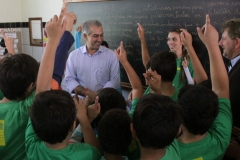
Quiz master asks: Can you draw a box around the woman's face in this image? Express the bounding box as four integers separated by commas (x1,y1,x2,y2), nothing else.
167,32,183,54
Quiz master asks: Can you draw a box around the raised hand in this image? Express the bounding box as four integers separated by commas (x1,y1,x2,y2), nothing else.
137,23,145,41
45,11,67,43
182,57,188,68
180,29,193,48
1,29,14,54
115,41,127,63
76,24,83,32
143,69,162,94
74,96,89,121
87,96,101,122
64,12,77,32
197,14,219,47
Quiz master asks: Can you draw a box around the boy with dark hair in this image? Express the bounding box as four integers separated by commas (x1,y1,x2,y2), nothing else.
25,5,101,160
98,109,132,160
131,93,182,160
26,90,101,159
177,15,232,159
143,51,179,101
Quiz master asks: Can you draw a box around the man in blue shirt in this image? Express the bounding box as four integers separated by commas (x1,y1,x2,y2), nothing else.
65,20,120,102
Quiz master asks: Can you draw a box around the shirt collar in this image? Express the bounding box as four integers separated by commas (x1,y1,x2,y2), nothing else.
82,44,103,55
230,54,240,68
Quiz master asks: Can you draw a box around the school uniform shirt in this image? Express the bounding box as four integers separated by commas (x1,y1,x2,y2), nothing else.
173,58,194,91
0,91,35,160
65,45,120,93
178,98,232,160
142,86,179,101
25,120,101,160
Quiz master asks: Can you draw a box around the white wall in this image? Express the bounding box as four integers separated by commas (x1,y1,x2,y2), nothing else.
21,0,63,22
0,0,63,23
0,0,22,22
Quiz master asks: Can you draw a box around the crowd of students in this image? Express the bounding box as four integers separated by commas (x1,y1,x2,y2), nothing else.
0,2,239,160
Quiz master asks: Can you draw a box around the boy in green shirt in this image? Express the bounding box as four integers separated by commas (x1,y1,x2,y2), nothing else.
24,7,101,160
177,15,232,160
116,41,182,160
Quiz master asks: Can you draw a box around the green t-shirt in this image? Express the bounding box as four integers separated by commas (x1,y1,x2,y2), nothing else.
0,91,35,160
0,90,3,100
25,120,101,160
178,98,232,160
142,86,179,101
129,99,181,160
173,58,194,92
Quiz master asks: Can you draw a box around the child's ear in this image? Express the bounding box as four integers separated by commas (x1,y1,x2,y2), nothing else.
27,82,34,92
176,126,183,138
130,123,136,138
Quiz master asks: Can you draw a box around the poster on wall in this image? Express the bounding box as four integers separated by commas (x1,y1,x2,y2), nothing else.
0,28,22,58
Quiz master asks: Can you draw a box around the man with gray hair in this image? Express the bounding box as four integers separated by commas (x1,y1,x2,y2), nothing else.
218,19,240,128
65,20,120,102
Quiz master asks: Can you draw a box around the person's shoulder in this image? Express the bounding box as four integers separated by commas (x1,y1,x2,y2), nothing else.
69,143,101,158
218,98,230,109
162,139,181,160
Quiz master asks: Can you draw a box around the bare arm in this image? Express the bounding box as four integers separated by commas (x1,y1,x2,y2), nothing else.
36,4,67,94
1,29,15,54
180,29,208,84
197,15,229,98
115,41,143,100
137,23,150,68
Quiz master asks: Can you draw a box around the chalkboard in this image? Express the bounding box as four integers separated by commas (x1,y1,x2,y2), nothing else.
69,0,240,85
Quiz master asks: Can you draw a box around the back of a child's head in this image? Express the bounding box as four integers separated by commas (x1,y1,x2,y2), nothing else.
98,109,132,155
150,51,177,82
132,93,182,149
0,53,39,100
30,90,76,144
97,88,126,116
177,85,219,135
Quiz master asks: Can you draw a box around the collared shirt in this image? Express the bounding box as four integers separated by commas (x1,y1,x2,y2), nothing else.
65,45,120,93
229,54,240,72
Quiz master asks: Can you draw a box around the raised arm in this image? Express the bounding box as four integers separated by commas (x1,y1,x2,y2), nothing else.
197,15,229,98
1,29,15,55
52,12,76,87
115,41,143,100
36,4,67,94
74,96,101,151
180,29,208,84
137,23,150,68
74,24,82,49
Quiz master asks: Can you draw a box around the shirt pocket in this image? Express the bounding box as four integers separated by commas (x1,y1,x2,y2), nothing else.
95,67,110,84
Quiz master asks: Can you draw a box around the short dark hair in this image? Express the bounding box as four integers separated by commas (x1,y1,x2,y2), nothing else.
178,85,219,135
132,93,182,149
101,41,109,48
98,109,132,154
98,88,126,116
0,53,39,100
221,19,240,39
30,90,76,144
150,51,177,82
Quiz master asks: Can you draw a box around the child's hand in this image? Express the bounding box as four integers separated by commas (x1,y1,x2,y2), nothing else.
87,96,101,122
45,6,67,42
64,12,77,32
180,29,192,48
182,57,188,68
74,96,89,121
115,41,127,63
137,23,145,41
197,14,219,47
76,24,83,32
1,29,14,54
143,69,162,94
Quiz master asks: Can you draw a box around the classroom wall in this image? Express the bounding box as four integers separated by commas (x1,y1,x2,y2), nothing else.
21,0,63,22
0,0,22,22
